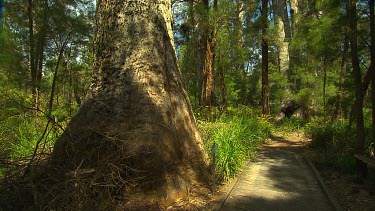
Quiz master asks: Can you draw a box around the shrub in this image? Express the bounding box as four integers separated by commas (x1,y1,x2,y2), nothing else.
304,118,356,172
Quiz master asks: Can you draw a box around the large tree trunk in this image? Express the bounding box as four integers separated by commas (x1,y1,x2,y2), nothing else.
262,0,270,115
48,0,207,209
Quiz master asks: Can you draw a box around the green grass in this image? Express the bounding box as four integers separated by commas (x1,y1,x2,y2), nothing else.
199,107,272,181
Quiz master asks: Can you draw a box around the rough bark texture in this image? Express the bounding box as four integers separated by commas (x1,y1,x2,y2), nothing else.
48,0,207,209
276,17,290,76
200,0,216,117
274,0,290,76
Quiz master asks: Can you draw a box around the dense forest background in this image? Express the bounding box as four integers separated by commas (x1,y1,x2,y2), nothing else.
0,0,375,209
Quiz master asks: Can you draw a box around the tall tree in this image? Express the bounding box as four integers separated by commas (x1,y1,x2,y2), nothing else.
349,0,365,156
46,0,207,209
27,0,37,103
273,0,291,82
200,0,217,117
262,0,270,114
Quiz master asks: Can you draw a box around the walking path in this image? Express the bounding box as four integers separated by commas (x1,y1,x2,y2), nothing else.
217,134,337,211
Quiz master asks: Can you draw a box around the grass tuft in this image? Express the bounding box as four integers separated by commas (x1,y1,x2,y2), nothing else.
199,107,272,181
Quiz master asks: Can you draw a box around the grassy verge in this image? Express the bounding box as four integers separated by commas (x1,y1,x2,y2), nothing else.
199,106,272,182
303,118,357,173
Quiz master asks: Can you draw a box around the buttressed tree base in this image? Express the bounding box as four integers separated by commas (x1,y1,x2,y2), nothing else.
40,0,207,209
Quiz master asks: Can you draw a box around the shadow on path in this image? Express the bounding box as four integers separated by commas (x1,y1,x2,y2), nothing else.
219,133,334,211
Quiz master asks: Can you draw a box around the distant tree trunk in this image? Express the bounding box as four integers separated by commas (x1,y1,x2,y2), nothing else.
48,34,70,115
262,0,270,115
335,33,349,119
200,0,216,118
274,0,291,81
186,0,202,108
236,0,248,104
370,0,375,137
35,3,48,96
289,0,299,26
349,0,365,155
323,57,327,119
49,0,207,209
28,0,37,104
217,51,227,113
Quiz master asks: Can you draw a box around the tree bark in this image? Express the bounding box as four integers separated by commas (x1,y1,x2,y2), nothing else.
262,0,270,114
200,0,216,118
274,0,291,92
349,0,365,154
50,0,207,209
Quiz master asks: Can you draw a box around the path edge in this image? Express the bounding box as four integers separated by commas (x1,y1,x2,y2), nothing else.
211,160,252,211
304,156,344,211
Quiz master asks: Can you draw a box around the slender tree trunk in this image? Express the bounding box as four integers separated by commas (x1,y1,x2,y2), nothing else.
236,0,248,104
349,0,365,155
28,0,37,105
262,0,270,114
323,57,327,119
49,0,207,209
35,18,47,107
49,35,70,115
200,0,216,118
193,0,204,108
370,0,375,137
217,51,227,113
335,33,349,119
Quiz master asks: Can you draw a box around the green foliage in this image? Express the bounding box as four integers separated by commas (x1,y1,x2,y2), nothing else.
0,90,66,177
199,106,272,181
276,118,304,134
305,118,355,152
304,118,356,172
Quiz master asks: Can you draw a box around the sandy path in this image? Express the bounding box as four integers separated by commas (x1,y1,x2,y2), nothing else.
219,133,334,211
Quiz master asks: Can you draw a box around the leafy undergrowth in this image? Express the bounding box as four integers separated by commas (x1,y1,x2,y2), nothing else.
304,118,357,173
302,117,375,210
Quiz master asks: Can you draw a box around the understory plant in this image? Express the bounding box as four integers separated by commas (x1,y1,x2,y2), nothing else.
199,106,272,181
304,118,356,172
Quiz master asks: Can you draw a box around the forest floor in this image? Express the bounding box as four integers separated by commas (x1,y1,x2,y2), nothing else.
168,131,375,210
